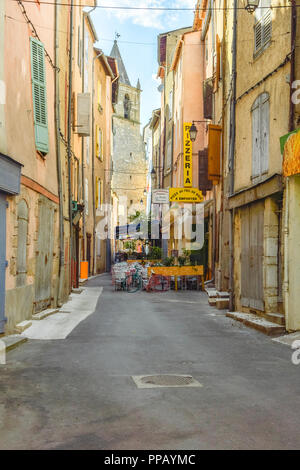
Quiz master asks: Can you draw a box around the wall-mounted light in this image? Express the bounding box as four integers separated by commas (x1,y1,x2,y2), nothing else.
244,0,259,13
189,122,198,142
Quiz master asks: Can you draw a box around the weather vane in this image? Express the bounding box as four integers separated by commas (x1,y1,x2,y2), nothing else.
115,32,121,41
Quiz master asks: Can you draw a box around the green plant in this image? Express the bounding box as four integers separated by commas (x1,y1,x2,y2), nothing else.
162,256,175,267
124,240,136,251
150,246,162,260
178,256,186,267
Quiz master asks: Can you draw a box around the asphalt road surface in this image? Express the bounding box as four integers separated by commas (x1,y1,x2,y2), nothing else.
0,274,300,450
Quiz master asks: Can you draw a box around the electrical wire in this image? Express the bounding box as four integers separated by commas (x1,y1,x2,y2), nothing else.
16,0,59,71
8,0,300,11
4,13,291,46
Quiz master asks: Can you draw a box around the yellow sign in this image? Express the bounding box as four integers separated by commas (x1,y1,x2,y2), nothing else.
282,128,300,177
169,187,204,203
183,122,192,187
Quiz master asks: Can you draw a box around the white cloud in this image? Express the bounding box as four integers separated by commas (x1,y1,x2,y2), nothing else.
98,0,196,30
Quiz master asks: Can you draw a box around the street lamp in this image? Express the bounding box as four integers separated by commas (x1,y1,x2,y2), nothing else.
244,0,259,13
188,120,210,142
189,122,198,142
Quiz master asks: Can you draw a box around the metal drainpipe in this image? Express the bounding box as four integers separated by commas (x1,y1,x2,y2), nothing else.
284,1,296,329
81,14,86,263
67,0,74,289
289,0,296,133
81,9,97,268
55,0,65,306
92,50,104,275
228,0,237,311
283,177,289,330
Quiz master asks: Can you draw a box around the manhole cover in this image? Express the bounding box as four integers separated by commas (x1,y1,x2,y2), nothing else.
132,374,202,388
142,375,193,386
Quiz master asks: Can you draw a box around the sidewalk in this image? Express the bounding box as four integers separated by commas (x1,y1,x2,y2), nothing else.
21,287,103,340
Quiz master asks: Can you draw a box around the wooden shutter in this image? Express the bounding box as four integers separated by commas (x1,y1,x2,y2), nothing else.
208,125,222,182
198,149,213,195
260,93,269,174
254,20,262,53
252,99,260,177
77,93,90,136
263,9,272,45
95,177,99,209
252,93,269,177
215,35,221,88
203,78,213,120
30,37,49,154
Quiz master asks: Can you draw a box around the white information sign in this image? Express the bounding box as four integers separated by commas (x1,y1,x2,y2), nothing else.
152,189,169,204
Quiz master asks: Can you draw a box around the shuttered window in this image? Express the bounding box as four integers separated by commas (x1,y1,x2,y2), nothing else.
96,126,103,160
95,177,102,211
251,93,269,178
30,37,49,154
198,149,213,195
254,1,272,55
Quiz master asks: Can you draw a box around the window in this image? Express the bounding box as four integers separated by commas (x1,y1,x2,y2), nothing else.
95,177,102,211
96,126,103,160
124,94,131,119
252,92,269,178
254,0,272,55
30,37,49,154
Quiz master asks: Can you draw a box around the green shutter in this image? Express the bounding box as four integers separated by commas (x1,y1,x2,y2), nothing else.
30,37,49,154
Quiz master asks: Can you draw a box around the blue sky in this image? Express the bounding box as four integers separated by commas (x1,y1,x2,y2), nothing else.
90,1,195,128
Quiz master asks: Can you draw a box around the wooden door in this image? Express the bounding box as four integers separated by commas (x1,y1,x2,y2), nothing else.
34,196,54,313
241,202,264,311
0,193,7,333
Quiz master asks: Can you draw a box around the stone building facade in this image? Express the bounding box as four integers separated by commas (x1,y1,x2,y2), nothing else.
110,41,147,222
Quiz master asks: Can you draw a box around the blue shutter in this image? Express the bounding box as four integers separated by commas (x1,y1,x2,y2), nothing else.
30,37,49,154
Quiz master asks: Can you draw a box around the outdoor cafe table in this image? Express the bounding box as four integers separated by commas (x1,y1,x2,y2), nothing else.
147,265,204,291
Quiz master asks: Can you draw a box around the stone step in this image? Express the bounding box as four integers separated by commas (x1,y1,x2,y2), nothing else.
72,288,83,294
32,308,59,321
205,288,218,298
1,334,27,352
216,298,229,310
15,320,32,334
208,298,217,307
226,311,286,336
217,291,230,298
260,312,285,326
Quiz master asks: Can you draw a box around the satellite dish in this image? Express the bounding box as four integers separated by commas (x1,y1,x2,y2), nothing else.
157,84,164,93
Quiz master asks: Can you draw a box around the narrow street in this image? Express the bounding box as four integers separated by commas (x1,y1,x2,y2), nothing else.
0,275,300,450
